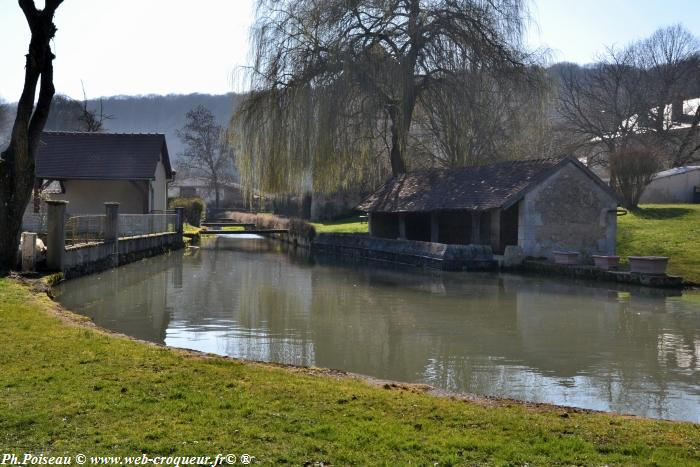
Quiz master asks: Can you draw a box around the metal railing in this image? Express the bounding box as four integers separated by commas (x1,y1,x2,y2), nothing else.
118,213,178,237
65,215,106,246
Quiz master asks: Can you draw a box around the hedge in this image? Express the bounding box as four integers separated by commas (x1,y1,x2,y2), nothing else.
169,197,206,227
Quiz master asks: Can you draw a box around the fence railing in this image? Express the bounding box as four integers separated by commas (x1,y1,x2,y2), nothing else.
118,213,178,237
65,215,106,246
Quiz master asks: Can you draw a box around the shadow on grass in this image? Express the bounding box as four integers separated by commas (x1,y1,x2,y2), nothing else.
631,207,693,219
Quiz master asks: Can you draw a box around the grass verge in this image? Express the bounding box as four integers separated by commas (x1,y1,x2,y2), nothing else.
312,216,369,234
617,204,700,283
1,278,698,464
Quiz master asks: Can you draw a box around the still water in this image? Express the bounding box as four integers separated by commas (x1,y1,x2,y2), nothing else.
55,235,700,422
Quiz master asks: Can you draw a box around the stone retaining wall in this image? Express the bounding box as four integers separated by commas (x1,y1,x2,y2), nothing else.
515,260,684,288
311,233,495,271
63,232,184,279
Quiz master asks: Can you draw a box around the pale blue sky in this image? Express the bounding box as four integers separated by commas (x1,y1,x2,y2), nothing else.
1,0,699,101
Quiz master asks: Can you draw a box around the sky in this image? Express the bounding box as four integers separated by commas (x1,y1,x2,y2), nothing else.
1,0,699,102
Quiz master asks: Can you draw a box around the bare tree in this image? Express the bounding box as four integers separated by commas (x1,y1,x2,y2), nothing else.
177,106,235,208
0,0,63,270
637,25,700,166
556,25,700,169
233,0,529,195
45,87,113,133
556,50,646,167
78,84,113,132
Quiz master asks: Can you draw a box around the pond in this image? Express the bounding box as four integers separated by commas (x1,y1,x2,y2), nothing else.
55,235,700,422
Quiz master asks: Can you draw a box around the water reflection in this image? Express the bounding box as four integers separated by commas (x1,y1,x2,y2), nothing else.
56,236,700,422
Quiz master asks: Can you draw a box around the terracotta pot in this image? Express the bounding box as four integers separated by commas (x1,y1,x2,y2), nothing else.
628,256,669,275
591,255,620,270
553,251,579,265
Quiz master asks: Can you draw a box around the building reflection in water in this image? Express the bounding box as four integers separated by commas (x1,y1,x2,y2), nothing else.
56,236,700,422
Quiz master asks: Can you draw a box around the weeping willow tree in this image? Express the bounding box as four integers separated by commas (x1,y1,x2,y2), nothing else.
410,64,553,169
233,0,529,196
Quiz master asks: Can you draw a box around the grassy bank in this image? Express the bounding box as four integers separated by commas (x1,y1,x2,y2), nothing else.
312,216,369,234
0,278,698,464
617,204,700,283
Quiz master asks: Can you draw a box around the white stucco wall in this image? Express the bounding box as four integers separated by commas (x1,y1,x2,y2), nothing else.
639,169,700,204
48,180,149,215
151,155,168,212
518,162,618,259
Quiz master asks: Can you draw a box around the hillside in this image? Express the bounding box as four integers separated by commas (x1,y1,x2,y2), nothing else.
88,93,243,160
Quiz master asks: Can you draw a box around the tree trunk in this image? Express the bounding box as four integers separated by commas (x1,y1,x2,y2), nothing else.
386,73,418,177
213,180,221,209
0,0,62,270
387,106,407,176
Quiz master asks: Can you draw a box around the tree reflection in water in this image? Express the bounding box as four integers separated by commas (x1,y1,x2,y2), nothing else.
55,236,700,422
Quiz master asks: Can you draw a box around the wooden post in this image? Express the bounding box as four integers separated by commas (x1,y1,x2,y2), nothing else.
398,213,407,240
175,207,185,235
46,200,68,272
430,212,439,243
490,208,501,253
21,232,37,273
471,211,481,244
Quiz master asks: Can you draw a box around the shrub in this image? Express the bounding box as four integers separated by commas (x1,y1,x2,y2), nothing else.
169,197,206,227
609,147,661,209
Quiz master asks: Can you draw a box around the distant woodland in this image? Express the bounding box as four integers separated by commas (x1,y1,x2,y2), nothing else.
0,93,243,160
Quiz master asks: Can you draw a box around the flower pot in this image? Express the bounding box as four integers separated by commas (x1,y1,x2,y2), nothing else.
553,251,580,265
591,255,620,270
628,256,669,275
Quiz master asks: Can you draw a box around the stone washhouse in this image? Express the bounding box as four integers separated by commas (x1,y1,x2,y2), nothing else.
357,156,619,260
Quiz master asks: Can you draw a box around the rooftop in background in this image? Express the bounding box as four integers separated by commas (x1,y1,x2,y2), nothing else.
36,131,173,181
652,165,700,180
357,157,614,213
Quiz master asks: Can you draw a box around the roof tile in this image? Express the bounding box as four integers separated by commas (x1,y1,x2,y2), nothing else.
36,131,173,180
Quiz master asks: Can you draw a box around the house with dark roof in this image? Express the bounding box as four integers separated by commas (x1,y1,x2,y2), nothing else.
31,131,174,215
357,156,619,259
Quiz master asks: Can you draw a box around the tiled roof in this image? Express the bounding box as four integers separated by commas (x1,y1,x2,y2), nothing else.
357,156,612,212
36,132,173,181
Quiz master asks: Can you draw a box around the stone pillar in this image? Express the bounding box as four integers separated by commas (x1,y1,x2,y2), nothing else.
175,207,185,235
104,202,120,243
21,232,37,273
470,211,481,244
489,208,501,253
398,213,407,240
430,213,439,243
104,202,119,267
46,200,68,272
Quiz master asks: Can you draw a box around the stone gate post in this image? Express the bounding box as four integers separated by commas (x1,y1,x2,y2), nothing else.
21,232,37,273
104,202,120,267
175,207,185,235
46,200,68,271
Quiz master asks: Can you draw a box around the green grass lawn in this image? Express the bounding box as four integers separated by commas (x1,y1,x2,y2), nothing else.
1,278,699,464
312,216,369,234
618,204,700,283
